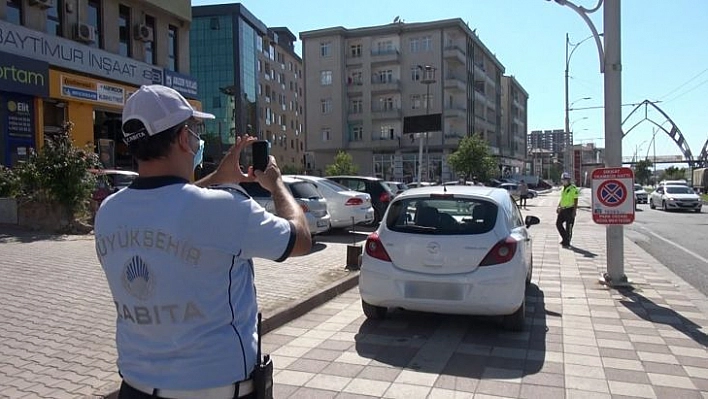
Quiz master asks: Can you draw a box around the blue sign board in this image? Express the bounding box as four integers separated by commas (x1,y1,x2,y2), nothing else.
0,51,49,97
164,69,198,99
2,93,36,167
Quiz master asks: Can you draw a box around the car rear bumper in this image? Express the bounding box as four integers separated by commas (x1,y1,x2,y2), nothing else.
331,207,375,228
359,256,526,316
307,214,331,234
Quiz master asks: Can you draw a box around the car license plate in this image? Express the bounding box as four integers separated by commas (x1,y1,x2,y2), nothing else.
317,220,328,227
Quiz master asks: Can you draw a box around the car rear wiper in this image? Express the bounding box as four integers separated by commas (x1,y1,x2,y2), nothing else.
396,225,438,233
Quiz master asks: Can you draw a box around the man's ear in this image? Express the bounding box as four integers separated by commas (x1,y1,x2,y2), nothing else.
176,126,191,152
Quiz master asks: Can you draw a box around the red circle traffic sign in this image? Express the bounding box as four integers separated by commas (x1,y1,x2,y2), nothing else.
597,179,627,207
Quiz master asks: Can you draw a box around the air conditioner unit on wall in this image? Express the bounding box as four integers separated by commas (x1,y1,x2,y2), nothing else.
74,23,96,44
29,0,53,9
134,24,154,42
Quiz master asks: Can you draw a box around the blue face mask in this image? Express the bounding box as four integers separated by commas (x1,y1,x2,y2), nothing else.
192,139,204,170
188,128,204,170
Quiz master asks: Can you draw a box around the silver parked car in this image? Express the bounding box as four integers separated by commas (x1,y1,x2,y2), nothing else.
237,177,332,235
288,175,375,229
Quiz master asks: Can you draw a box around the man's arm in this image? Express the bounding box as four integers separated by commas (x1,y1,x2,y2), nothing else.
270,180,311,256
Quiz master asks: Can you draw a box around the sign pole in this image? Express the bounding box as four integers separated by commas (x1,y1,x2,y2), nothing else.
603,1,628,286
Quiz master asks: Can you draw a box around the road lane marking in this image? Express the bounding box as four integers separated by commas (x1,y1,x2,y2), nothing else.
638,226,708,265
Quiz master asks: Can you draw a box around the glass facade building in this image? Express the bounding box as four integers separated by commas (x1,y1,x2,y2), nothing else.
191,4,266,161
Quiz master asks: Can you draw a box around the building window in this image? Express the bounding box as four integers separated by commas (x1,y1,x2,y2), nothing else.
167,25,178,71
380,125,394,140
213,97,221,108
411,66,421,81
350,126,363,141
409,38,419,53
421,35,432,51
376,40,394,54
321,98,332,114
376,70,393,83
320,70,332,86
6,0,22,25
350,99,363,114
118,5,131,57
381,97,395,111
46,0,63,36
350,44,361,58
144,15,156,64
87,0,102,48
348,71,362,86
411,95,421,110
321,128,331,142
320,42,331,57
423,94,433,109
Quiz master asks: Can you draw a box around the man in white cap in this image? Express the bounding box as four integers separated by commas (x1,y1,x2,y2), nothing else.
556,172,579,248
94,84,311,398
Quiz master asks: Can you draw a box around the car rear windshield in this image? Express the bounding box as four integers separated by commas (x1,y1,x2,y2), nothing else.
666,186,695,194
289,181,321,199
386,197,498,235
239,182,271,198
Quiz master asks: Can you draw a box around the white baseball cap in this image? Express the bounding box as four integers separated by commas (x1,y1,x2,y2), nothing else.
122,85,214,143
561,172,571,180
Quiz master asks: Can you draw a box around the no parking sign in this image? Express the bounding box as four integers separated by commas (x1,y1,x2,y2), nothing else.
591,167,635,224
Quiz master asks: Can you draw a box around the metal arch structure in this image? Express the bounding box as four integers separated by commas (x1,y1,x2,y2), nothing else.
622,100,704,168
699,137,708,166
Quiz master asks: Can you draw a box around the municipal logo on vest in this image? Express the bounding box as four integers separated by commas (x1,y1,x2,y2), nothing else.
122,256,156,300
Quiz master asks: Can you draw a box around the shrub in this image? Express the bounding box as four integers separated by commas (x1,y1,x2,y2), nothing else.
14,121,101,219
0,165,21,197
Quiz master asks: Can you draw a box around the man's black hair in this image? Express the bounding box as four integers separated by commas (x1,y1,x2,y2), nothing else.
122,119,187,161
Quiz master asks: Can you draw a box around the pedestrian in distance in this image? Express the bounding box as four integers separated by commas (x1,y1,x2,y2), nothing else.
518,179,529,209
556,172,579,248
94,84,311,399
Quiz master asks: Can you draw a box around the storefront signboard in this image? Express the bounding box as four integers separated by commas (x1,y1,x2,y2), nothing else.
0,51,49,97
164,69,198,99
0,20,162,86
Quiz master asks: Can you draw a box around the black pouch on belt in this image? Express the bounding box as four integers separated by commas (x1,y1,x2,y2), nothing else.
252,313,273,399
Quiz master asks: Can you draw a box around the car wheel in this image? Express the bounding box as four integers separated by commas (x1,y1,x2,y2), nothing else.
503,300,525,331
662,200,667,211
362,299,387,319
526,257,533,286
649,199,655,209
695,209,702,213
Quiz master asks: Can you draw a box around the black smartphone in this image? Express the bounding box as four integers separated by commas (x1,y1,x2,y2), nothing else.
252,140,270,172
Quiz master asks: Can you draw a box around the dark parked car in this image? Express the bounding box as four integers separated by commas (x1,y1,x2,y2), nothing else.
326,176,395,225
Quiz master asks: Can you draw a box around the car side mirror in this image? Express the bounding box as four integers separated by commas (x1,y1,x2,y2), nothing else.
525,215,540,228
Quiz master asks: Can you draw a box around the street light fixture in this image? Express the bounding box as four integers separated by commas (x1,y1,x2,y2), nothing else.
416,65,436,183
569,96,592,110
565,34,602,177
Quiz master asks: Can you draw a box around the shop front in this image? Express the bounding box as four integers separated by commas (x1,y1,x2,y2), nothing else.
0,51,49,167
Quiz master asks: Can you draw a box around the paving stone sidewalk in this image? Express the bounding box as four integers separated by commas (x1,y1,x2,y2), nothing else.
0,226,364,399
258,190,708,398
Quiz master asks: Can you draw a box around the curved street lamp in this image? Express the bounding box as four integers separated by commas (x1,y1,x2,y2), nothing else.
416,65,436,183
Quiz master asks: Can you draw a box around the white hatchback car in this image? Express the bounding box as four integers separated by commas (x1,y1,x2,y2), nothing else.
359,185,540,331
288,175,375,229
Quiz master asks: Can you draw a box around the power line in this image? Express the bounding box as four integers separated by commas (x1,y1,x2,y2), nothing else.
658,67,708,100
663,77,708,104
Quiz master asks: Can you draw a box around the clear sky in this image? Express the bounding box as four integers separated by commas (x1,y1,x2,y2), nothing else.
192,0,708,162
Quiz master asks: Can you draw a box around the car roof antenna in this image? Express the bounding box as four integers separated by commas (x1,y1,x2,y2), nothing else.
443,184,447,193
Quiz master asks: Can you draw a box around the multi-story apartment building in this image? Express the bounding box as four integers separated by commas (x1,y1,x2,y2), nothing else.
300,18,521,182
500,75,528,176
191,4,305,172
258,27,306,172
0,0,197,168
528,129,572,158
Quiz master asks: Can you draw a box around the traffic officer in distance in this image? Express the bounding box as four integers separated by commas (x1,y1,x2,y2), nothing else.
556,172,579,248
94,85,311,399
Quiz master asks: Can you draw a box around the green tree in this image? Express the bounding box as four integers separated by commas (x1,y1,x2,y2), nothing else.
325,151,358,176
446,134,498,182
14,122,101,219
633,159,653,185
659,166,687,181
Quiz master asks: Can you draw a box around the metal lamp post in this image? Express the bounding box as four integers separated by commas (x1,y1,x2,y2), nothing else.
416,65,436,183
550,0,627,286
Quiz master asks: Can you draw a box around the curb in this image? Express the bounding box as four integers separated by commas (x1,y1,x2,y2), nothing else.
95,271,361,399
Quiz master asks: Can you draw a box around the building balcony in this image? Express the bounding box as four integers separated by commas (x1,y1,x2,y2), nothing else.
370,48,400,65
346,55,364,67
370,136,401,149
371,107,402,120
444,132,465,140
444,75,466,92
444,45,466,64
444,106,467,119
371,78,401,93
346,81,364,94
347,112,364,121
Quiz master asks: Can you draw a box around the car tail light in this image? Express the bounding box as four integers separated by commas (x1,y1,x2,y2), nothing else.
479,237,517,266
379,192,391,203
299,203,310,213
345,197,363,206
365,232,391,262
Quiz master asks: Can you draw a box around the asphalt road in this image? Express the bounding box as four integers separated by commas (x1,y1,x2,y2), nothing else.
625,201,708,297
